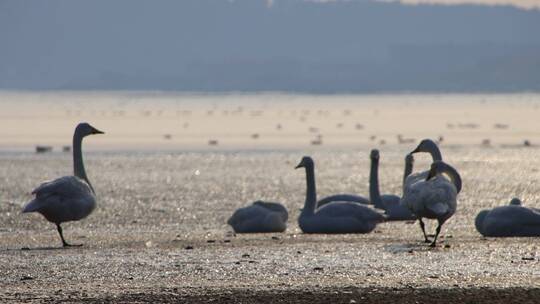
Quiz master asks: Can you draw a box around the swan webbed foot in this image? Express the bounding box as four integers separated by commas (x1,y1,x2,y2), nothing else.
63,242,83,248
424,238,432,243
429,241,437,248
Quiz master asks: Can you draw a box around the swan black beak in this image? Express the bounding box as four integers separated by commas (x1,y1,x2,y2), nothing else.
295,163,303,169
92,128,105,135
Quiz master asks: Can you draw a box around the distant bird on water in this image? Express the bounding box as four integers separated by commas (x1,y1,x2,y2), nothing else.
23,122,104,247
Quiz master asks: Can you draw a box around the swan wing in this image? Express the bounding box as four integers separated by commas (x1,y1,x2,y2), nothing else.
252,201,288,221
317,194,370,207
317,202,384,222
31,176,93,199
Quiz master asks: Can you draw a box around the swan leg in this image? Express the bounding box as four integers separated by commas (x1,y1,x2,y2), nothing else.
430,222,442,248
418,218,430,243
56,224,82,247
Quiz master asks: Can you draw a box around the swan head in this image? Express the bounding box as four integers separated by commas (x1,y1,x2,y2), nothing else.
76,122,105,137
370,149,380,160
509,198,522,206
475,210,489,235
295,156,314,169
410,139,438,154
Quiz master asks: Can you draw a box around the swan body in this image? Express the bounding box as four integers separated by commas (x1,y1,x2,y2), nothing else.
400,160,461,246
475,198,540,237
228,200,288,233
369,149,416,221
22,122,104,247
296,156,385,234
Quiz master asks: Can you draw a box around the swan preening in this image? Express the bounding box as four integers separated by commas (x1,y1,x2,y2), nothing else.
227,200,288,233
403,139,443,194
400,160,462,247
23,122,104,247
369,149,416,221
296,156,385,234
475,198,540,237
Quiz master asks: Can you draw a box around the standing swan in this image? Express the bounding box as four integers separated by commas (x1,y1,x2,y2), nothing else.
296,156,385,234
475,198,540,237
369,149,416,221
22,122,104,247
403,139,443,193
400,161,461,247
227,201,288,233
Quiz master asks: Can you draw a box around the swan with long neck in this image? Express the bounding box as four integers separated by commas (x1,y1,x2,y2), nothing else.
228,200,288,233
22,122,104,247
403,139,444,193
475,198,540,237
369,149,416,221
400,160,461,247
296,156,385,234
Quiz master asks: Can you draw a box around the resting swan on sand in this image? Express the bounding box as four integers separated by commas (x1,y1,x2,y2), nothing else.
400,161,461,247
369,149,416,221
228,201,288,233
22,122,104,247
296,156,385,234
475,198,540,237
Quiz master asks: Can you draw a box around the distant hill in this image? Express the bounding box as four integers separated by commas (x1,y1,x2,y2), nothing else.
1,0,539,93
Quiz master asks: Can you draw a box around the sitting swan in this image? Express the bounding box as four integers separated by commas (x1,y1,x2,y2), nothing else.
22,122,104,247
296,156,385,234
227,200,288,233
403,139,444,193
475,198,540,237
400,160,461,247
369,149,416,221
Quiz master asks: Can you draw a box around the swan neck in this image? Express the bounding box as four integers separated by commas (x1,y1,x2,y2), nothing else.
429,144,443,161
403,158,413,187
303,164,317,215
369,158,383,208
443,164,462,193
73,130,94,193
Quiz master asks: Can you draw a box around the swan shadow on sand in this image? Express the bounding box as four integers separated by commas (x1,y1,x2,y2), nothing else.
22,122,104,247
475,198,540,237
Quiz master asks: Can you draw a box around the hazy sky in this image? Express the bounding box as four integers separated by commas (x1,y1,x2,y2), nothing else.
391,0,539,9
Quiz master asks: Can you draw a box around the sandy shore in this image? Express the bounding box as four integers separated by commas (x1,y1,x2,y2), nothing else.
1,92,540,302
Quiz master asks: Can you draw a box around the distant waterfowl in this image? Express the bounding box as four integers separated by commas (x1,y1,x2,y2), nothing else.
228,201,288,233
403,139,443,193
397,134,415,144
23,122,104,247
369,149,416,221
296,156,385,234
35,145,53,153
475,198,540,237
400,161,461,247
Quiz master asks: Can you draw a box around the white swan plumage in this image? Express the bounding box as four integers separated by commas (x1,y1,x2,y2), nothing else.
22,122,104,247
475,198,540,237
228,200,288,233
400,160,461,247
296,156,385,234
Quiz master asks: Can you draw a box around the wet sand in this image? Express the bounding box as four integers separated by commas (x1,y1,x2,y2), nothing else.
1,92,540,302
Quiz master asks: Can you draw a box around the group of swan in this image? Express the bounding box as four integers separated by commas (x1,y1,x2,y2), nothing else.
21,123,540,248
